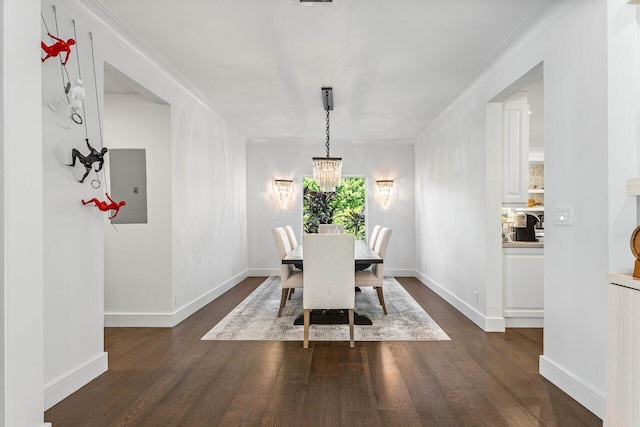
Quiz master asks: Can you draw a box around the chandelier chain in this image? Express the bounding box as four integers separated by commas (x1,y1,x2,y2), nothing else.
325,93,331,157
325,109,331,157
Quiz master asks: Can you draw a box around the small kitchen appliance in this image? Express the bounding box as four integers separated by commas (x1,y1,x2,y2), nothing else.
514,213,539,242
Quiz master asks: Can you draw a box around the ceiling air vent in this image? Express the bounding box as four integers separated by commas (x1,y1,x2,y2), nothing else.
293,0,337,6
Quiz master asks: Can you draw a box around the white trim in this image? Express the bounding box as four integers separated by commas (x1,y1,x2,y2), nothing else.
415,271,506,332
105,312,176,328
539,355,606,419
248,268,279,277
503,309,544,317
385,269,415,277
504,309,543,327
105,271,249,327
64,0,245,137
505,317,543,328
44,352,108,410
441,0,552,108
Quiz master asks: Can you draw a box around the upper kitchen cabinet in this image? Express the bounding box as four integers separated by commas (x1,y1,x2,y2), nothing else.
528,78,545,165
502,77,544,207
502,98,530,205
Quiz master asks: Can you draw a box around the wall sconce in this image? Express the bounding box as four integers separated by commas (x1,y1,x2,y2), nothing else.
376,180,394,208
274,180,293,209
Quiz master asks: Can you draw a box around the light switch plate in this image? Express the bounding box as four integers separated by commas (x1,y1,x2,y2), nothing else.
554,207,573,226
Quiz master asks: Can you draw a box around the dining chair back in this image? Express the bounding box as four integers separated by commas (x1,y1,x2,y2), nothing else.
284,225,298,249
272,227,302,316
374,227,391,259
356,227,392,315
318,224,345,234
369,225,382,249
302,233,355,348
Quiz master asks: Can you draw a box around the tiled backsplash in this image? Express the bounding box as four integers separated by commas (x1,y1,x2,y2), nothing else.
529,164,544,205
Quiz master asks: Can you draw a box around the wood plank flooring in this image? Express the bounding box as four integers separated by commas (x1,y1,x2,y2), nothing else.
44,277,602,426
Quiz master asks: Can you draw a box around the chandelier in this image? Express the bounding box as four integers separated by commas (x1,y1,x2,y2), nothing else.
313,87,342,192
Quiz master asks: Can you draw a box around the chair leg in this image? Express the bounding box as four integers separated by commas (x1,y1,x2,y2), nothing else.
348,309,354,349
288,288,295,300
303,309,310,349
278,289,288,317
376,287,388,315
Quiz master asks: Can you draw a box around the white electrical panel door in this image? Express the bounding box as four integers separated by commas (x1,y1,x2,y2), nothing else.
109,149,147,224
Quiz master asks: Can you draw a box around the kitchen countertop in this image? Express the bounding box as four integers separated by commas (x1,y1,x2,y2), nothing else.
607,273,640,292
502,241,544,248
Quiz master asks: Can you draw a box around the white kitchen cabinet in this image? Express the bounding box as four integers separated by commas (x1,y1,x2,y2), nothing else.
502,100,530,205
606,274,640,426
502,247,543,327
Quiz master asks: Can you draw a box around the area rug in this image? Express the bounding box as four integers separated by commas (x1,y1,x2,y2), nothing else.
201,276,450,342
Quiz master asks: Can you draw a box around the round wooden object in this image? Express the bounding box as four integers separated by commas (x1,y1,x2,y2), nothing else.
631,225,640,260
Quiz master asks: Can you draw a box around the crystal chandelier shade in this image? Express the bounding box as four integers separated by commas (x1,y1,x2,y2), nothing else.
312,157,342,192
312,87,342,192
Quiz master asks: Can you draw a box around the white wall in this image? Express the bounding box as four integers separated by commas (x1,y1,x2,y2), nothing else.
247,140,414,276
41,0,248,409
41,1,107,410
104,94,172,315
415,0,608,418
608,0,639,276
4,1,45,425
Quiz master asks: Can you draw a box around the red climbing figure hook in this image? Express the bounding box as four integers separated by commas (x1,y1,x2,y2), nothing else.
82,194,126,220
41,33,75,65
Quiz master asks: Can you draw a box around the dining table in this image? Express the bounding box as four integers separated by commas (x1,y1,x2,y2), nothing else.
282,239,383,326
282,239,382,269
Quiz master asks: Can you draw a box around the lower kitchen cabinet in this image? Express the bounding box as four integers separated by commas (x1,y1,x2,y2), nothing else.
606,274,640,426
502,247,544,327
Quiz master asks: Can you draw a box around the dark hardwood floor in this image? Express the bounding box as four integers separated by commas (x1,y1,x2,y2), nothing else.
45,277,602,426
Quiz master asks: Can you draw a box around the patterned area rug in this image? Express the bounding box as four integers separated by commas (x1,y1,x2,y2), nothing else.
202,276,450,342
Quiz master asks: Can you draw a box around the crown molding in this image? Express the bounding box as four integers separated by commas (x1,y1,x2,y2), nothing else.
417,0,566,137
443,0,553,109
66,0,247,138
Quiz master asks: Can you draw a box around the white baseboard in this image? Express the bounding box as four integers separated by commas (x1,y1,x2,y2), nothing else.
505,317,544,328
539,355,606,420
414,271,506,332
248,268,278,277
104,270,249,327
44,352,108,410
385,268,415,277
504,309,544,328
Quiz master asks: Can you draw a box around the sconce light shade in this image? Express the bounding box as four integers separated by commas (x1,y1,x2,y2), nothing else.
376,180,394,208
275,180,293,208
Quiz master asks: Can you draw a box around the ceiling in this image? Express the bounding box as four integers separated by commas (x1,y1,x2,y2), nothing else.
97,0,546,142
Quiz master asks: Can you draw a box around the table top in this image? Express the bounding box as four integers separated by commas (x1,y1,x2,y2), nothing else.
282,239,383,265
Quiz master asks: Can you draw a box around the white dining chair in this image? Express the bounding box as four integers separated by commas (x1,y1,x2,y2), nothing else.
272,227,303,316
355,227,392,315
284,225,298,249
318,224,345,234
302,233,355,349
368,225,382,249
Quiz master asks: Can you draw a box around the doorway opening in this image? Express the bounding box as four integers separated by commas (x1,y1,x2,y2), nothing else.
102,63,173,324
302,176,366,240
487,62,544,331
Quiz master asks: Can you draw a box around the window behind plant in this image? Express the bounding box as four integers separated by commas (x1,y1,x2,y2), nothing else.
303,176,366,240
